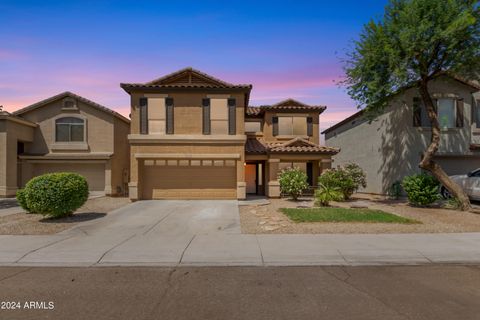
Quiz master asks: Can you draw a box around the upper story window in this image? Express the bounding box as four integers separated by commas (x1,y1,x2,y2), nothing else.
55,117,85,142
139,97,174,134
210,99,229,134
245,121,262,133
278,116,307,135
413,97,463,129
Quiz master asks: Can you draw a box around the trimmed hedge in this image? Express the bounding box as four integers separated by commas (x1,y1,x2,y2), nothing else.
16,189,30,212
402,173,440,206
18,172,89,218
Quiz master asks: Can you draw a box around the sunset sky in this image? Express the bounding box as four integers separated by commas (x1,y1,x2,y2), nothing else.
0,0,387,133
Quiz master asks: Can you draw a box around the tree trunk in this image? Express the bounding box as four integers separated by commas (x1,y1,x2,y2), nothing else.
418,80,472,211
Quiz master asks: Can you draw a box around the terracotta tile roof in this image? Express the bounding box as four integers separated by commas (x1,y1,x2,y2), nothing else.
246,99,326,116
121,67,252,91
246,106,263,116
246,137,339,155
245,138,268,153
12,91,130,124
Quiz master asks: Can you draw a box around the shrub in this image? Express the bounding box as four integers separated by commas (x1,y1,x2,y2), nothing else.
344,163,367,191
315,183,344,206
402,174,440,206
22,172,89,218
388,181,402,200
278,167,309,200
16,189,30,212
318,163,367,200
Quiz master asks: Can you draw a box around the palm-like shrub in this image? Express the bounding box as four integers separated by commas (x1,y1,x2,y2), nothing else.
278,167,309,200
315,183,344,206
18,172,89,218
402,174,440,206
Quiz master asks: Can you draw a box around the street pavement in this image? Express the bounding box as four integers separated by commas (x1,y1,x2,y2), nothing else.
0,200,480,266
0,265,479,320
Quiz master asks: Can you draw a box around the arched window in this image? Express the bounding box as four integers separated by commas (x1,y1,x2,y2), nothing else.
55,117,85,142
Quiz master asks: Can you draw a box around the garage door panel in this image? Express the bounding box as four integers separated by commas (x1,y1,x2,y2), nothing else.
32,163,105,192
142,164,236,199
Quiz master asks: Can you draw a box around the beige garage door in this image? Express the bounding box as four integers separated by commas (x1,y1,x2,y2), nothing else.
142,159,237,200
32,163,106,192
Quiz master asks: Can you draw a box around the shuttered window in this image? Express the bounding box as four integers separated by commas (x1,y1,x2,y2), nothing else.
476,100,480,129
166,97,174,134
202,98,211,135
228,98,236,135
139,97,148,134
455,98,464,128
272,116,279,136
307,117,313,136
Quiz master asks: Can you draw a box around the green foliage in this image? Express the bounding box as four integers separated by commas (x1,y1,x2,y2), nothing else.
318,163,367,200
388,181,403,199
343,0,480,116
445,197,463,210
278,167,309,200
22,172,89,218
402,173,440,206
315,183,344,206
344,163,367,190
16,189,30,212
281,207,419,224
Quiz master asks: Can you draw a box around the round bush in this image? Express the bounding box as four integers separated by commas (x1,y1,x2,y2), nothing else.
402,173,440,206
16,188,30,212
23,172,89,218
278,167,309,200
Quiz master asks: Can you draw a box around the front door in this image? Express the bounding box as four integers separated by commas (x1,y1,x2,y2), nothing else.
245,164,257,194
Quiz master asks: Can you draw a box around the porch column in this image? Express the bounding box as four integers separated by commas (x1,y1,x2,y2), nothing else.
267,158,280,198
236,159,246,200
128,155,139,201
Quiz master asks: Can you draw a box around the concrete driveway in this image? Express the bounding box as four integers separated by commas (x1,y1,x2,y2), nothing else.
2,200,480,267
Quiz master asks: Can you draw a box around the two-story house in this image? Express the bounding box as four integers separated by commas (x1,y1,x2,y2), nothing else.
121,68,338,200
0,92,130,197
323,74,480,195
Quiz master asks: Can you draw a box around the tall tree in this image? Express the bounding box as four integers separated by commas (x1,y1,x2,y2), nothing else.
343,0,480,210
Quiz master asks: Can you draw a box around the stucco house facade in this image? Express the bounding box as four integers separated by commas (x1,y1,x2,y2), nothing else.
1,68,337,200
121,68,338,200
323,75,480,195
0,92,130,197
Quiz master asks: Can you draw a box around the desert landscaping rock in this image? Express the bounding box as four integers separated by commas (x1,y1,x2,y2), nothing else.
239,196,480,234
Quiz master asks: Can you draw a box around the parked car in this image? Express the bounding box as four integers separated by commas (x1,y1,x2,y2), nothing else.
440,169,480,200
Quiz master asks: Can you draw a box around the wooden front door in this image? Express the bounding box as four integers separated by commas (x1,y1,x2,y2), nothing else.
245,164,257,194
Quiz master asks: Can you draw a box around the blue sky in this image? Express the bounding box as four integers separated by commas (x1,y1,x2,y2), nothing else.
0,0,388,131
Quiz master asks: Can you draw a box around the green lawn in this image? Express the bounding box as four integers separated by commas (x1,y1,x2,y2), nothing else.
280,207,420,224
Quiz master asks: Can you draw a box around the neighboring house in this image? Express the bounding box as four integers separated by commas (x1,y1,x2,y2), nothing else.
323,74,480,195
121,67,338,200
0,92,130,197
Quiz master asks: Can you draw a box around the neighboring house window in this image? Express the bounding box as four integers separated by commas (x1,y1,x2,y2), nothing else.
413,97,463,129
437,98,456,128
278,117,307,135
210,98,228,134
55,117,84,142
245,121,262,133
476,100,480,128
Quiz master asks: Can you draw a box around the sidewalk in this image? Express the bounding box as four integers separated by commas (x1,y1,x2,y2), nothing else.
1,231,479,267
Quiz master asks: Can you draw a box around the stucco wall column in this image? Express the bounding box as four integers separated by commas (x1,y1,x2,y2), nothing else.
128,156,139,200
267,158,280,198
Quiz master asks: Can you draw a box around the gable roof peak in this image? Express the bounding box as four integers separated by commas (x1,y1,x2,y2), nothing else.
12,91,130,123
273,98,310,107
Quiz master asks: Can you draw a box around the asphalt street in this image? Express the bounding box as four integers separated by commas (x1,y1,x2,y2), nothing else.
0,265,479,320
